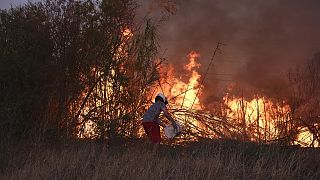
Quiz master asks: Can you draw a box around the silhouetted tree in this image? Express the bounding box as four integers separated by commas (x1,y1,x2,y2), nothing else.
0,0,161,142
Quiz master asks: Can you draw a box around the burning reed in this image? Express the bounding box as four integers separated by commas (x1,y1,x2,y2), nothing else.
152,49,319,147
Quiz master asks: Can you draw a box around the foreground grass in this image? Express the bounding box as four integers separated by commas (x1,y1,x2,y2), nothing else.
1,139,319,180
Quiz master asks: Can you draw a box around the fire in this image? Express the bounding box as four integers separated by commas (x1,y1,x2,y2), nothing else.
150,51,205,136
158,51,203,110
155,51,295,143
223,94,318,147
76,43,318,147
158,54,316,146
77,28,134,138
295,127,319,147
223,94,291,142
122,28,133,37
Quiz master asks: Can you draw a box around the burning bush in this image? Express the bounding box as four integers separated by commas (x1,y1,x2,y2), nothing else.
0,0,161,142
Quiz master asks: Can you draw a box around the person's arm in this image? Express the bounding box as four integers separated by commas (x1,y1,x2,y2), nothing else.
161,106,178,130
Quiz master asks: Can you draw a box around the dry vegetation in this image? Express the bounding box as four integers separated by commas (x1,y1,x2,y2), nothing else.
1,139,319,180
1,1,320,179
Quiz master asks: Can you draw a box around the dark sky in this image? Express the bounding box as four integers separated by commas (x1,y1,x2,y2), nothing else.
139,0,320,99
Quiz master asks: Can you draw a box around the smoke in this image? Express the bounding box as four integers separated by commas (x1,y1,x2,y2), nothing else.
137,0,320,107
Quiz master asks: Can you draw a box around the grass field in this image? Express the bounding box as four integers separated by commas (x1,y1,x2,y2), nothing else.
1,139,319,180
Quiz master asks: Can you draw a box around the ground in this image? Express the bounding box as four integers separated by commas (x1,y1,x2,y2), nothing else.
1,138,319,179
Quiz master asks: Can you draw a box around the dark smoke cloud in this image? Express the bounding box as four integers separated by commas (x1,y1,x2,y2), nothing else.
140,0,320,102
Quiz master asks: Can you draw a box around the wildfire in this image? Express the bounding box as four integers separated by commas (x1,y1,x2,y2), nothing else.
77,28,134,139
223,93,318,147
122,28,133,37
156,51,316,146
295,127,319,147
223,94,291,141
158,51,203,110
76,42,318,147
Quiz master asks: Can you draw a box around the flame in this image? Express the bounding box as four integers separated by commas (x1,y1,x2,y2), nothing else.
76,43,318,147
122,28,133,37
158,51,203,110
223,94,318,147
223,94,291,141
77,28,134,138
150,51,204,135
295,127,319,147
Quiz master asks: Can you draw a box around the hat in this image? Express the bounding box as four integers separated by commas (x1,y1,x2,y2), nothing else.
156,93,168,104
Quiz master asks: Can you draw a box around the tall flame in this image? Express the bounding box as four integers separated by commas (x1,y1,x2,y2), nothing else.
76,40,318,147
157,52,316,146
158,51,203,109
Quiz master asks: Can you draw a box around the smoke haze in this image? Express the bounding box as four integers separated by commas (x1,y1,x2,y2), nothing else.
2,0,319,100
139,0,320,101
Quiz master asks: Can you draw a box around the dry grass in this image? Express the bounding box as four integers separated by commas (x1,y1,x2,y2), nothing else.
1,139,319,180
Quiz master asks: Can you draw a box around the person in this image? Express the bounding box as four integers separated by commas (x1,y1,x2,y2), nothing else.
142,93,177,144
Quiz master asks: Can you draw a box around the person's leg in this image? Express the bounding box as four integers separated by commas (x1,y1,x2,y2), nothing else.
150,122,161,143
142,122,161,154
142,122,153,150
149,122,161,155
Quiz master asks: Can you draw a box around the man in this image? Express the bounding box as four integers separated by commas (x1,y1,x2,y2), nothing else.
142,93,177,144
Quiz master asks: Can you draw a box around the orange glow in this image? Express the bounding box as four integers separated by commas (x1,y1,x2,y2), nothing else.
78,28,133,139
151,51,204,134
122,28,133,37
223,94,291,142
157,51,203,110
295,127,319,147
76,45,318,147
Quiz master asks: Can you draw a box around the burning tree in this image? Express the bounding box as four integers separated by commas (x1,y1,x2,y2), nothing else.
0,0,162,141
76,21,161,140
